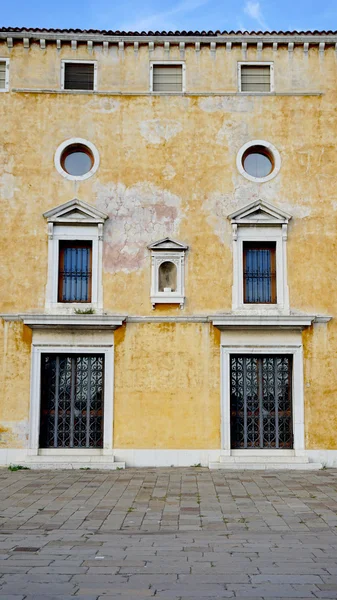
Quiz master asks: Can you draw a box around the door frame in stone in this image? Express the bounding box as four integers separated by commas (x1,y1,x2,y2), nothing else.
29,343,114,456
220,334,305,456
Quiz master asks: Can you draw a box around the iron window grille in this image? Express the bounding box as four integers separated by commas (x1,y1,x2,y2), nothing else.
58,241,92,303
243,242,276,303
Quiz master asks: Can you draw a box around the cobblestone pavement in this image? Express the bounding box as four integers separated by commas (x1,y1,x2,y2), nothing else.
1,467,337,599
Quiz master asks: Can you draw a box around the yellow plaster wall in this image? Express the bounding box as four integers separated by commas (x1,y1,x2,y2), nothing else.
1,41,337,449
114,322,220,448
0,320,31,448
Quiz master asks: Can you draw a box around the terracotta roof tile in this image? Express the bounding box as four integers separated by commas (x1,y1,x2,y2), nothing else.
0,28,336,36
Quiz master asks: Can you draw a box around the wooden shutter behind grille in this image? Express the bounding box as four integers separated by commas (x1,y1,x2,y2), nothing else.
0,62,6,89
64,63,94,90
241,65,271,92
153,65,183,91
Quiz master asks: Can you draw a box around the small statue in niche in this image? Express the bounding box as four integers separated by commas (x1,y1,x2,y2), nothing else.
158,261,177,292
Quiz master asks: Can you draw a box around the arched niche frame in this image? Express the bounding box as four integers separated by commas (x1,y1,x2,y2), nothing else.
148,237,189,309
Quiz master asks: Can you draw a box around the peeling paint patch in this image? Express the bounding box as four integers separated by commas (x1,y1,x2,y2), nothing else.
281,202,312,218
95,181,182,272
216,118,248,148
87,98,120,113
203,177,286,243
199,96,254,113
140,119,182,144
0,146,17,201
162,164,176,180
0,421,28,448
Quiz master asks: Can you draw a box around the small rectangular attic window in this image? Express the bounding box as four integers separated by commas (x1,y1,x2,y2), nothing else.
240,64,272,92
63,62,95,90
152,64,183,92
0,60,9,91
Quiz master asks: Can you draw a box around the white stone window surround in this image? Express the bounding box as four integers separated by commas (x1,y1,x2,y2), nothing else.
236,139,281,183
0,58,10,92
148,238,188,309
60,59,98,91
28,339,114,457
44,199,108,313
238,61,274,94
149,61,186,93
229,200,291,314
54,138,100,182
220,331,305,457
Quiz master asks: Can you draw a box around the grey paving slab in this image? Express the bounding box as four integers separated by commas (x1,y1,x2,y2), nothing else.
0,468,337,598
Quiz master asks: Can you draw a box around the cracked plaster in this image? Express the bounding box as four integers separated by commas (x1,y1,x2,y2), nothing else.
0,420,28,448
139,119,183,144
87,98,120,113
95,181,182,272
0,146,17,201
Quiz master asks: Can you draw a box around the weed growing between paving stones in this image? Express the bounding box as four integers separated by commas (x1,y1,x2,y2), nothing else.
8,465,30,471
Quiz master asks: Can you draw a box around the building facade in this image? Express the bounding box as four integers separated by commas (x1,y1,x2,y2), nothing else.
0,28,336,469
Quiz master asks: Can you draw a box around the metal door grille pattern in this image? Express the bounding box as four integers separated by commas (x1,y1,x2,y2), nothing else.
40,355,104,449
230,355,293,449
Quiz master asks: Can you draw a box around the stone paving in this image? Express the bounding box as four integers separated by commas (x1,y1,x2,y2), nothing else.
0,467,337,599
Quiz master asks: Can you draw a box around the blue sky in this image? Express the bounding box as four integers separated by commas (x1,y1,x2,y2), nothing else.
2,0,337,33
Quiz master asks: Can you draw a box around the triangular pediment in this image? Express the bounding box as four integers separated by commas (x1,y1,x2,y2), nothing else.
228,200,292,226
43,199,108,224
148,237,188,251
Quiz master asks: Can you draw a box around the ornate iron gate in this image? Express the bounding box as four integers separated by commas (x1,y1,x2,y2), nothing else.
40,354,104,449
230,355,293,449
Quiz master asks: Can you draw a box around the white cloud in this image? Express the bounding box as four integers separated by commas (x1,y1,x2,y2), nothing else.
243,1,269,30
121,0,210,31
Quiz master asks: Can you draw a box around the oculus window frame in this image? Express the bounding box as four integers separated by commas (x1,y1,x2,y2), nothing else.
54,138,100,182
236,139,281,183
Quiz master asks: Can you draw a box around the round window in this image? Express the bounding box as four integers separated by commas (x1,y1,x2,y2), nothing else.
61,144,94,176
242,145,273,178
54,138,100,181
236,140,281,183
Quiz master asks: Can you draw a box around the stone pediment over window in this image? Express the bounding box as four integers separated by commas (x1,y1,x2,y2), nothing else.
228,200,292,312
43,199,108,313
148,237,189,252
228,199,292,236
43,198,108,225
148,237,188,309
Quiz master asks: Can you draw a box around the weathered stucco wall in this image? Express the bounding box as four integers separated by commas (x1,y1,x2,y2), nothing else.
114,322,220,448
0,40,337,451
0,321,31,448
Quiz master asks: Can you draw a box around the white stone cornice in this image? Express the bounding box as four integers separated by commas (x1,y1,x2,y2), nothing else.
22,314,126,329
211,314,331,330
2,31,337,47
